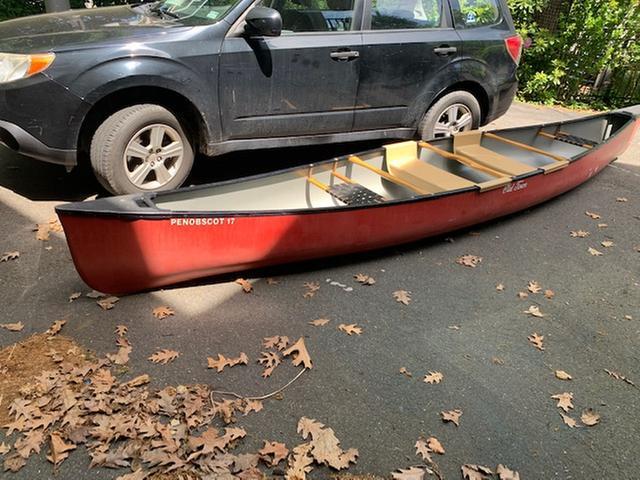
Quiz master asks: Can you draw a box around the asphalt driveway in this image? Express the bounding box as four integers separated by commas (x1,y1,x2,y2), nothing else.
0,102,639,479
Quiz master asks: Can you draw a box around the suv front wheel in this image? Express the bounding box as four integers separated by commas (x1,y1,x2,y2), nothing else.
90,104,194,195
418,91,481,141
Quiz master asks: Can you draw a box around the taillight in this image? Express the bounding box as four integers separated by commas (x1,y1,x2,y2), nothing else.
505,34,523,65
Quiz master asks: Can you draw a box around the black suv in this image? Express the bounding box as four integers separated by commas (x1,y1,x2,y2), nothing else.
0,0,521,194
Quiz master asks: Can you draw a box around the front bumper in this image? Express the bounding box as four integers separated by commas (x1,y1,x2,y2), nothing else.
0,119,76,166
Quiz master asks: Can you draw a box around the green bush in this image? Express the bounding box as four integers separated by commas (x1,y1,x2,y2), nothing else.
0,0,130,22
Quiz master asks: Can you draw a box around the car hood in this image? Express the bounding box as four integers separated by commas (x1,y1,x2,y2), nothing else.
0,6,178,53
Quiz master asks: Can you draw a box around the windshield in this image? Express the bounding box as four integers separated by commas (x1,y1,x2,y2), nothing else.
150,0,241,24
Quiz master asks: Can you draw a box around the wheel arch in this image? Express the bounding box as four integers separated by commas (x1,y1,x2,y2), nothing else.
427,80,491,126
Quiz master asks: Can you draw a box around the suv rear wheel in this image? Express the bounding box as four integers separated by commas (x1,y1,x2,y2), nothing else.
90,104,194,195
418,91,481,141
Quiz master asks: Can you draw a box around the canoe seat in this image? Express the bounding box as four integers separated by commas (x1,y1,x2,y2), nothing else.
384,141,476,194
453,131,539,177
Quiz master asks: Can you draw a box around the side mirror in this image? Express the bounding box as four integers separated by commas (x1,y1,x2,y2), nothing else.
244,7,282,37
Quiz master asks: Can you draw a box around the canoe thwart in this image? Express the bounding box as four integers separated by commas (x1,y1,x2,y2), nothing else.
538,130,596,149
347,153,427,195
484,131,569,165
453,131,540,176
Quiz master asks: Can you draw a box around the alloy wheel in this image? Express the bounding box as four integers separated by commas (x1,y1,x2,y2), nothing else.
433,103,474,138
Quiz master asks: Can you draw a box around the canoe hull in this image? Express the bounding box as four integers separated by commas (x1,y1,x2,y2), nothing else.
58,117,638,294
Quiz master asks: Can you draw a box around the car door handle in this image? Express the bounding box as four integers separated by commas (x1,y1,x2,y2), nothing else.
433,46,457,56
330,50,360,61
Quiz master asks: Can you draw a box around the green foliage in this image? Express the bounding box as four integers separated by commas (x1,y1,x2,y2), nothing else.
0,0,130,22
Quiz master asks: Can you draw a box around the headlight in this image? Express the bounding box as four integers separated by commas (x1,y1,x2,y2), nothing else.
0,53,55,84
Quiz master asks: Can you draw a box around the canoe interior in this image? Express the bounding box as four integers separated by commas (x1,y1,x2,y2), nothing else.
154,113,628,213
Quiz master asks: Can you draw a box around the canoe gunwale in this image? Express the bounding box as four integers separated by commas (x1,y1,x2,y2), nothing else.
55,110,636,221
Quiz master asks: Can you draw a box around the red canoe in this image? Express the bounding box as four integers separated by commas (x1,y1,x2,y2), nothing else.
57,109,639,294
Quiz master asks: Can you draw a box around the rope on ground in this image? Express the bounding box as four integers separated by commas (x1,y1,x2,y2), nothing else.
210,367,308,404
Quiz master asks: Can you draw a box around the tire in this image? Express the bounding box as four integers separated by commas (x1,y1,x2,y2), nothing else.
418,91,482,141
90,104,194,195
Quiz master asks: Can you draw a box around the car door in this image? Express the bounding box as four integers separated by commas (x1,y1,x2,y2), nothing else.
354,0,462,130
219,0,364,140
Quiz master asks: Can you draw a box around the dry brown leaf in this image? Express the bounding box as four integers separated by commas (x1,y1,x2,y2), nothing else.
456,254,482,268
426,436,445,455
263,335,290,351
524,305,545,318
496,464,521,480
441,409,462,426
354,273,375,285
258,351,281,378
393,290,411,305
115,325,128,337
399,367,412,378
235,278,253,293
392,467,426,480
581,409,600,426
85,290,105,299
495,283,505,291
4,454,26,472
588,247,603,256
0,443,10,455
207,352,248,373
68,292,81,303
97,296,119,310
107,346,132,366
517,291,529,299
0,322,24,332
616,197,628,202
559,412,578,428
308,318,330,327
414,438,432,462
303,282,320,298
528,333,545,351
604,369,635,386
296,417,358,470
570,230,589,238
259,441,289,466
551,392,574,412
423,371,443,384
286,443,314,480
624,315,633,321
598,223,608,228
47,319,66,336
148,349,180,365
492,357,505,365
152,306,175,319
555,370,572,380
527,281,542,294
46,432,76,466
282,338,313,369
544,289,555,299
601,240,614,248
462,464,493,480
585,211,601,219
338,323,363,336
0,251,19,262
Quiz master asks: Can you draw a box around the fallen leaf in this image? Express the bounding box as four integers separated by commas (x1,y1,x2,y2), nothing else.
496,464,521,480
263,335,290,351
354,273,375,285
495,283,505,291
258,351,281,378
296,417,358,470
456,254,482,268
448,325,460,330
3,454,26,472
616,197,628,202
492,357,505,365
399,367,412,378
524,305,545,318
0,443,10,455
207,352,248,373
517,291,529,299
423,371,443,384
527,281,542,294
441,409,462,426
392,467,426,480
601,240,614,248
393,290,411,305
551,392,574,412
624,315,633,321
559,412,578,428
259,441,289,466
338,323,363,336
46,432,76,466
0,251,19,262
282,337,313,369
462,464,493,480
68,292,81,303
97,296,119,310
85,290,105,299
555,370,572,380
597,223,608,228
604,369,635,386
308,318,330,327
115,325,128,336
581,408,600,426
588,247,603,256
544,289,555,299
107,345,132,365
585,211,601,219
235,278,253,293
303,282,320,298
570,230,589,238
426,436,444,454
47,319,66,336
148,349,180,365
528,333,544,351
286,443,314,480
0,322,24,332
152,306,175,319
414,438,432,462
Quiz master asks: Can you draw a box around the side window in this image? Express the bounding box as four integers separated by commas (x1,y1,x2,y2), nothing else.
453,0,500,28
370,0,442,30
259,0,356,33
